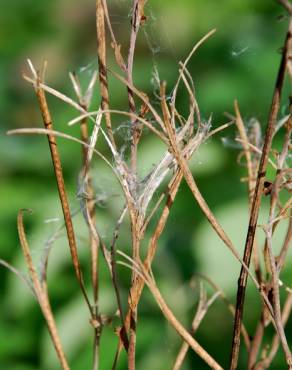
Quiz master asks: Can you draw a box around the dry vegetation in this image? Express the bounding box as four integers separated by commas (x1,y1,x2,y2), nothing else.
2,0,292,369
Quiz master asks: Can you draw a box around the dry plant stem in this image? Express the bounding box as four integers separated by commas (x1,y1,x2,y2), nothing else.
173,288,220,370
109,69,166,131
248,314,266,369
69,67,101,370
277,0,292,14
7,128,114,172
234,101,256,204
249,112,291,369
161,84,267,298
234,101,264,368
80,108,100,370
230,18,292,370
34,78,93,316
161,84,280,360
260,115,292,367
109,208,130,350
195,273,250,351
69,109,168,144
132,261,224,370
171,28,216,125
96,0,115,148
126,4,147,366
101,0,126,72
132,170,183,305
277,216,292,271
235,139,277,170
127,0,145,171
113,170,183,365
234,100,262,285
17,210,70,370
264,231,291,367
0,259,35,295
85,202,126,314
254,293,292,370
269,114,292,234
128,228,141,370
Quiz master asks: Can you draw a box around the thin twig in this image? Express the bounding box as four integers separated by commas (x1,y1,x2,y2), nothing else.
127,0,147,172
173,285,220,370
17,210,70,370
0,258,35,296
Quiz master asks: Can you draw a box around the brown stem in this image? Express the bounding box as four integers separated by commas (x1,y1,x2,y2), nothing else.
173,287,220,370
112,170,183,367
234,100,262,284
254,293,292,370
18,210,70,370
127,0,147,172
265,230,292,367
34,74,93,316
126,3,148,367
277,216,292,271
196,274,251,352
230,18,292,370
80,108,101,370
136,261,224,370
248,313,266,369
96,0,116,148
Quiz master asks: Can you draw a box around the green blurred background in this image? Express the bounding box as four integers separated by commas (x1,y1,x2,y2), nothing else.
0,0,291,369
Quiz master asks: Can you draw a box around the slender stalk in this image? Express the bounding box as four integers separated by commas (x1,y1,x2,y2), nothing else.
230,18,292,370
277,216,292,271
113,169,183,366
254,293,292,370
173,287,220,370
96,0,116,147
234,100,262,285
18,210,70,370
33,72,93,316
81,112,100,370
70,69,101,370
127,0,147,171
264,230,292,367
126,3,147,368
125,257,224,370
248,315,265,369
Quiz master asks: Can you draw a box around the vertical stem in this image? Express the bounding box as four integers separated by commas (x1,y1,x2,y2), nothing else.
18,210,70,370
127,0,142,172
230,18,292,370
80,109,101,370
35,78,93,315
96,0,116,148
265,232,292,367
126,2,146,368
128,225,140,370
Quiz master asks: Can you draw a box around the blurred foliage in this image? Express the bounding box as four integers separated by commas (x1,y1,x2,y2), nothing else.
0,0,291,369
